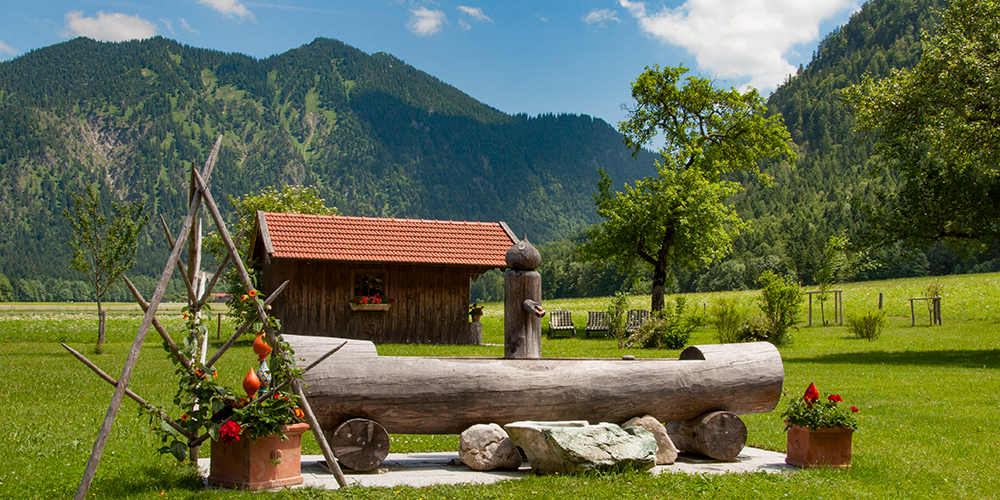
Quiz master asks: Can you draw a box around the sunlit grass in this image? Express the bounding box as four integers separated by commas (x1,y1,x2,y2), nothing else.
2,271,999,498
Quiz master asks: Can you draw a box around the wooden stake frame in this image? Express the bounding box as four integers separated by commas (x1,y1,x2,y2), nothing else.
71,136,347,498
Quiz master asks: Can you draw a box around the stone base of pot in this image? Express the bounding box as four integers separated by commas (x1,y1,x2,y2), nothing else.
785,425,852,468
208,422,310,490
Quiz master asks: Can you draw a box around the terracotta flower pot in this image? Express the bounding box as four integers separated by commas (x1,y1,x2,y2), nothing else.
785,424,853,468
471,314,483,323
208,422,310,490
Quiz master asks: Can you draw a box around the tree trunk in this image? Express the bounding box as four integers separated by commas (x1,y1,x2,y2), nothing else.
291,336,784,435
97,299,106,348
651,268,667,312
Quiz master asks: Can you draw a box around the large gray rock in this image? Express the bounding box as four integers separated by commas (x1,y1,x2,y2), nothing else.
504,421,657,475
623,414,678,465
459,424,523,471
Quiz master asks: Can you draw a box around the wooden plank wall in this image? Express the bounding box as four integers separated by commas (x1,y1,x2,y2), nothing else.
262,259,478,344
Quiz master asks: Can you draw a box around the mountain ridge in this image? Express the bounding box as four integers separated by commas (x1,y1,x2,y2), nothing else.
0,35,656,285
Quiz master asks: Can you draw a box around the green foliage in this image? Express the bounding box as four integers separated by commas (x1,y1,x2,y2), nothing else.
758,270,803,345
781,385,859,431
619,64,795,183
582,164,748,310
735,316,771,343
584,64,794,311
709,296,748,343
213,185,336,317
469,269,504,303
846,309,886,341
627,296,704,349
606,291,630,349
63,184,149,345
845,0,1000,252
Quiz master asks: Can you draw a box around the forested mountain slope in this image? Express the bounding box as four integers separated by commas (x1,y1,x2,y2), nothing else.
683,0,1000,292
537,0,1000,300
0,36,656,293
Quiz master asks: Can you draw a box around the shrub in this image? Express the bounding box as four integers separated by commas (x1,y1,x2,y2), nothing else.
709,296,747,343
627,297,704,349
735,316,771,343
758,270,803,346
847,309,886,341
607,291,630,349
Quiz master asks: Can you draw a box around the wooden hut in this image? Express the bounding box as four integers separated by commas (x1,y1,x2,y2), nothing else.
249,212,517,343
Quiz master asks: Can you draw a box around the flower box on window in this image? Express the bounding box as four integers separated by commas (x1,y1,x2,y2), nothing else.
350,303,390,311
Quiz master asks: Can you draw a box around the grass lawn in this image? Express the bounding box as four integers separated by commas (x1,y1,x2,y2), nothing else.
1,273,998,499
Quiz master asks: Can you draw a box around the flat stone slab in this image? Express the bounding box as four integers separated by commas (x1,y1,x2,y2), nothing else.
199,447,793,490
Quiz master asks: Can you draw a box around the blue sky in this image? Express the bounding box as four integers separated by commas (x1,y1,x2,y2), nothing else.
1,1,861,126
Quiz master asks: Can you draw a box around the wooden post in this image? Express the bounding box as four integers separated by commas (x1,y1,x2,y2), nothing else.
504,236,544,359
935,297,942,325
878,292,883,310
909,298,916,326
808,293,813,327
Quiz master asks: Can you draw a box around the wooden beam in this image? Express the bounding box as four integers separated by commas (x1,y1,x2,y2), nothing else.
204,280,289,370
158,214,197,305
189,341,347,447
74,135,221,500
61,343,196,441
192,169,277,350
294,380,348,487
121,275,191,372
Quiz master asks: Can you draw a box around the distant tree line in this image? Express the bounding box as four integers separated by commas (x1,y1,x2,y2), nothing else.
0,273,190,303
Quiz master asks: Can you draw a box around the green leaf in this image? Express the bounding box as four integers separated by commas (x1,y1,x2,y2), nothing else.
169,440,187,462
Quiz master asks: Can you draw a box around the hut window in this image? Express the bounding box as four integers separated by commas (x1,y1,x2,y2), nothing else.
353,271,385,301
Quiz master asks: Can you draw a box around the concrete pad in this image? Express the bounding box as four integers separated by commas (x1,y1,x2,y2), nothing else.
198,447,793,491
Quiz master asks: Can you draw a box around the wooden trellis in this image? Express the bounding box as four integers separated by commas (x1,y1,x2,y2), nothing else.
69,136,347,499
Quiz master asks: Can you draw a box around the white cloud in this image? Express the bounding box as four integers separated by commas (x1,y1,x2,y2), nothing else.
457,6,492,23
179,18,200,35
199,0,253,20
459,19,472,31
160,18,174,34
63,11,157,42
582,8,620,25
619,0,858,90
0,40,17,57
409,7,446,36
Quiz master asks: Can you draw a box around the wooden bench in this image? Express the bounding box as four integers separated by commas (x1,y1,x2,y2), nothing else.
626,309,650,334
547,310,576,339
585,311,609,338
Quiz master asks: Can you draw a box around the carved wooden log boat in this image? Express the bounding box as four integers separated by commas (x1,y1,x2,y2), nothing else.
285,335,784,436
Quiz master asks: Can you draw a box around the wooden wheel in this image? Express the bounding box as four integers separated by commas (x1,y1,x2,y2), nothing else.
327,418,390,472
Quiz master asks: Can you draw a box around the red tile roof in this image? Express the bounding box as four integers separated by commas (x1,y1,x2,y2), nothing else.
256,212,517,267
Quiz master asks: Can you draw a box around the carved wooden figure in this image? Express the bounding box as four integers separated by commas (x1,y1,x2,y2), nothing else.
504,236,545,358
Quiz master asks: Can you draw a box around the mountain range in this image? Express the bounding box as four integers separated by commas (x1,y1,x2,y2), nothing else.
0,35,655,286
3,0,997,302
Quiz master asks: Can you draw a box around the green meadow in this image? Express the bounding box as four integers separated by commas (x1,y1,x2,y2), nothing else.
2,272,998,499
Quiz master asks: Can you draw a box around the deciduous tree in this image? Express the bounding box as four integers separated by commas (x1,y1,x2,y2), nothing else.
65,185,149,350
844,0,1000,251
582,65,795,310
